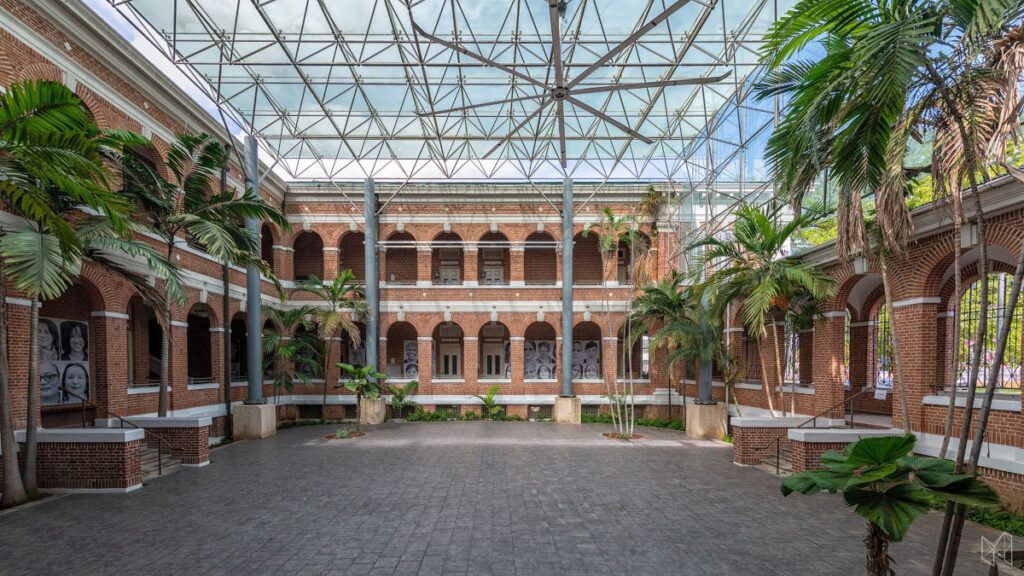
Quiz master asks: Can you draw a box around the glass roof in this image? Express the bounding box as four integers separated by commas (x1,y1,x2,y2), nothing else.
106,0,790,185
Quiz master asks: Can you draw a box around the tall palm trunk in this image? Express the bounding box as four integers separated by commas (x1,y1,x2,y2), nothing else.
322,338,334,417
0,262,27,507
879,255,911,434
22,297,39,495
599,248,621,435
756,332,778,416
159,245,172,417
222,263,232,439
355,393,362,434
769,322,787,415
939,223,963,458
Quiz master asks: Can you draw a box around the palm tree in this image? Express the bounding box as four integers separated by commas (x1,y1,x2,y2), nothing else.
782,435,999,576
261,303,320,406
631,271,689,421
119,132,285,417
335,363,385,434
0,79,174,507
690,201,835,417
293,270,368,416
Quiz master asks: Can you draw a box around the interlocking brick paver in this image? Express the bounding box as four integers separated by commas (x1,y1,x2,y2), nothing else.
0,422,999,575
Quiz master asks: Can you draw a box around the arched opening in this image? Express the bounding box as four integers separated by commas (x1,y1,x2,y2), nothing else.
617,233,652,285
524,231,557,285
338,321,368,373
385,231,417,285
293,231,324,281
478,322,510,379
261,223,275,274
432,232,464,285
572,321,603,380
385,322,418,380
229,313,248,382
742,326,763,382
616,325,649,380
478,232,510,286
955,273,1023,393
339,231,366,282
572,232,603,285
127,295,161,389
524,322,557,380
40,280,102,427
432,322,464,379
187,304,215,385
869,301,893,390
293,324,322,380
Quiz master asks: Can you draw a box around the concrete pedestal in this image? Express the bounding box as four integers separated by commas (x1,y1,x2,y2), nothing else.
685,403,728,440
554,396,581,424
232,403,277,440
360,397,386,426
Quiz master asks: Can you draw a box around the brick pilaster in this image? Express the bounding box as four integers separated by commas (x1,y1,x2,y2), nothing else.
812,313,846,419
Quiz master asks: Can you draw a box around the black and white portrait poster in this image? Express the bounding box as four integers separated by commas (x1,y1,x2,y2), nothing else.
403,340,418,378
348,342,366,369
39,317,90,406
524,340,556,380
572,340,601,380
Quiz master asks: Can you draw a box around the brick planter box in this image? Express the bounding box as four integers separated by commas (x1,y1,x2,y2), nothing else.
731,417,801,465
788,428,901,473
125,417,212,466
14,429,144,493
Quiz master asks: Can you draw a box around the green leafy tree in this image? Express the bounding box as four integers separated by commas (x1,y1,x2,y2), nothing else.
119,132,284,417
388,380,420,418
335,363,385,433
261,303,320,404
293,269,369,415
471,385,504,420
782,435,999,576
691,201,835,416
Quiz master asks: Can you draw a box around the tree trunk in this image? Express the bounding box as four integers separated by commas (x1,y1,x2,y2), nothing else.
321,338,333,418
355,393,362,434
880,256,911,434
0,260,27,507
757,334,778,416
865,522,895,576
769,321,787,415
158,244,173,418
222,263,233,439
22,297,39,495
937,175,990,576
939,223,963,458
599,248,621,435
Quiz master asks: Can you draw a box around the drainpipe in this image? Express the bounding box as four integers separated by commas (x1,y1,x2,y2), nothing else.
561,178,573,397
244,135,263,404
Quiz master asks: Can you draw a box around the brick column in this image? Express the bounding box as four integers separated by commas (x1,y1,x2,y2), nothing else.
602,250,617,284
209,325,224,390
555,250,563,284
464,336,478,389
93,312,130,417
510,246,524,284
510,337,525,392
274,245,294,281
8,298,31,429
464,245,478,286
417,247,432,285
603,336,616,387
417,337,433,394
169,320,189,411
889,299,940,432
323,246,339,280
798,330,814,386
378,249,387,283
812,312,847,419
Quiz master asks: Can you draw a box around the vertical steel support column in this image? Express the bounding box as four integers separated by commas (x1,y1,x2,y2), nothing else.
364,179,379,373
561,178,574,397
244,135,264,404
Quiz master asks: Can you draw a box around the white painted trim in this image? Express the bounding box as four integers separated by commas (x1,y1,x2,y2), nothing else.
209,327,225,333
111,416,213,429
272,245,294,252
432,378,466,384
463,336,479,341
893,297,941,308
15,428,144,443
914,431,1024,477
187,383,220,391
170,321,189,328
789,428,900,443
477,378,511,384
523,379,558,384
730,416,828,429
181,461,210,468
44,484,142,495
509,337,525,341
922,394,1021,412
822,311,848,318
5,297,35,307
127,386,163,395
91,311,130,319
417,337,433,341
849,321,876,328
724,328,744,333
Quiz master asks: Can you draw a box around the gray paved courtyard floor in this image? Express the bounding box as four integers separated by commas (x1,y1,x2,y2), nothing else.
0,422,1001,575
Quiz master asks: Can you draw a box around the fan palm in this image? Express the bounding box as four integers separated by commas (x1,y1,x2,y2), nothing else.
293,270,369,415
0,80,176,507
782,435,999,576
690,201,835,417
388,379,420,418
119,131,285,417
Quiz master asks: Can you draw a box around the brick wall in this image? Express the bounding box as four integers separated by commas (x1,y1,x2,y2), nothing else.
28,439,142,491
145,426,210,466
791,441,848,474
732,425,792,466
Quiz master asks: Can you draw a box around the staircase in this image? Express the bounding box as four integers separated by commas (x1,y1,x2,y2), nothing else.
141,443,181,481
756,445,793,477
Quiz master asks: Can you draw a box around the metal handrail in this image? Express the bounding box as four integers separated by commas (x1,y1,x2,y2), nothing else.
750,385,880,475
59,385,176,477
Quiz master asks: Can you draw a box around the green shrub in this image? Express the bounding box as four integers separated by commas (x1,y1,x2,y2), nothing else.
278,418,346,430
581,413,685,431
462,411,480,421
407,410,457,422
924,493,1024,537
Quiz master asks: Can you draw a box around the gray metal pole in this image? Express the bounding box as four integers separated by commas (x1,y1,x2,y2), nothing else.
364,179,379,374
244,135,264,404
561,178,573,397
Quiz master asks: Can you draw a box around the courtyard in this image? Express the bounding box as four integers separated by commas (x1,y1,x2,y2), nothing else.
0,423,998,576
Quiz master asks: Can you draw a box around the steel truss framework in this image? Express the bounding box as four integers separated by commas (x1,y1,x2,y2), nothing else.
105,0,791,263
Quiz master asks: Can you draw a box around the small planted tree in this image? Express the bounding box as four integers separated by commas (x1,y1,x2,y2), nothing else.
261,304,320,406
388,380,419,418
781,435,998,576
336,363,385,434
472,385,503,420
